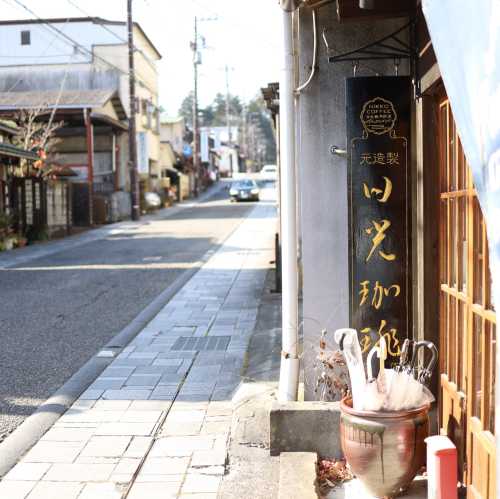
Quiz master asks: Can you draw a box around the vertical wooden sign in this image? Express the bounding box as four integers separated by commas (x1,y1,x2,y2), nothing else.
347,76,411,359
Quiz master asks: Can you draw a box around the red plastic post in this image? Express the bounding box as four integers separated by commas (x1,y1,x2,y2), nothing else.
425,435,458,499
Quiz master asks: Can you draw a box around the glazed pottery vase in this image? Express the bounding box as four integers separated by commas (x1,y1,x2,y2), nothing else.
340,397,429,498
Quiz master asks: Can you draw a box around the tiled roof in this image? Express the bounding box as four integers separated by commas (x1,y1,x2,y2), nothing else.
0,89,116,110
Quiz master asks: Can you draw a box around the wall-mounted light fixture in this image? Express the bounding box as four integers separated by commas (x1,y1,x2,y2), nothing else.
330,145,347,157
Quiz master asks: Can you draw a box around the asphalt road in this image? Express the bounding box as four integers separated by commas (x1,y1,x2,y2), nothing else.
0,186,257,440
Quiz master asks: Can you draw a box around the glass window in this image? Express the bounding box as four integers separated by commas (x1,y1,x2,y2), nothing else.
21,30,30,46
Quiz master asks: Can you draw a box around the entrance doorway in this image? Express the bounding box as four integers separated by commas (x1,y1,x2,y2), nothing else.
438,98,496,498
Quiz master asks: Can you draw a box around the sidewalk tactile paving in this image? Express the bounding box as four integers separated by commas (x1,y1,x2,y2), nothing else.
4,200,276,498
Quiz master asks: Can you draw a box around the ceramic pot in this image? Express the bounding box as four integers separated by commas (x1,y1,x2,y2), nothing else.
340,397,429,498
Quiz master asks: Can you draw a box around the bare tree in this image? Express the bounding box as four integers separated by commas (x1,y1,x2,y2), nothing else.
11,106,64,178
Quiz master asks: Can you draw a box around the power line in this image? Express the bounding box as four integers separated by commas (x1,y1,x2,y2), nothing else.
63,0,156,69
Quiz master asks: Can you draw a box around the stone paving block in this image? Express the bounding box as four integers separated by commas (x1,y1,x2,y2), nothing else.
26,481,84,499
93,400,132,411
118,410,163,424
193,355,226,367
102,389,152,400
79,389,103,400
128,352,159,360
128,400,172,411
152,359,187,368
187,365,222,377
70,400,96,410
4,463,51,481
113,457,141,475
95,421,157,436
40,427,94,443
172,326,196,334
150,383,178,397
161,420,203,436
75,457,119,465
140,456,190,475
204,414,231,424
80,436,132,458
167,409,206,422
150,436,214,457
171,401,209,411
123,437,153,458
191,449,226,467
135,473,184,483
158,373,184,384
134,365,179,375
0,480,35,498
127,482,179,499
90,378,126,390
113,358,154,367
175,394,211,403
206,402,233,417
54,421,98,429
134,345,173,353
109,472,135,484
200,421,231,436
125,374,161,387
59,410,124,424
181,382,216,392
157,352,196,360
78,483,123,499
43,463,115,482
23,441,85,464
212,436,229,453
188,465,225,476
181,473,222,494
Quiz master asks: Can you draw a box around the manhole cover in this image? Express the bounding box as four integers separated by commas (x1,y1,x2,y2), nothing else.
171,336,231,352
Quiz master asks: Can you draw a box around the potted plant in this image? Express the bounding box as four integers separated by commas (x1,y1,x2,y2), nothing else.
15,234,28,248
0,213,15,251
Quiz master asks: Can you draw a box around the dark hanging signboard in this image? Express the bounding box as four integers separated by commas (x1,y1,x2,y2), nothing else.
346,76,411,360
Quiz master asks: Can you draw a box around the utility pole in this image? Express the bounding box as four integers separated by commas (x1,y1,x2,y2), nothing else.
127,0,140,220
191,16,217,196
225,65,231,146
192,16,200,197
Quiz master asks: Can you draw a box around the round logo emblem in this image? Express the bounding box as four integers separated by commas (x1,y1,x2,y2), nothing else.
360,97,397,135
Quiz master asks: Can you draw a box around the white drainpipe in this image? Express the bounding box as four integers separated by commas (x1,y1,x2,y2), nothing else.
278,1,301,401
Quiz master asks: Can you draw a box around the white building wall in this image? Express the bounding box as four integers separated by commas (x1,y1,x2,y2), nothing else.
0,20,126,67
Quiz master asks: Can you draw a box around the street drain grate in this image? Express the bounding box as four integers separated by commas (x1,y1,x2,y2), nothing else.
171,336,231,352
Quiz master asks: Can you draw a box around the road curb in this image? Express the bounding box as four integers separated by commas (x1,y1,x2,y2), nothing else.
0,183,229,478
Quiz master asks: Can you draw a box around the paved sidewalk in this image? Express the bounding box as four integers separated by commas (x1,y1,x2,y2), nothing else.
0,200,276,499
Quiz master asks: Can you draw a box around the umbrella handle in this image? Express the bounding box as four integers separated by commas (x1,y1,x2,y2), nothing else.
397,338,411,372
367,345,378,381
378,336,387,375
414,340,438,383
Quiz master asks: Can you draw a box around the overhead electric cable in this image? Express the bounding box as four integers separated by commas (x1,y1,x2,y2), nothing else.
63,0,156,68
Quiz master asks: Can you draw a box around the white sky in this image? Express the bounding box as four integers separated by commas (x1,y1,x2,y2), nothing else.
0,0,282,114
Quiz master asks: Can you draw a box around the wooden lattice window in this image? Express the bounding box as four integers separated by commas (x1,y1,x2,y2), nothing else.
438,98,496,498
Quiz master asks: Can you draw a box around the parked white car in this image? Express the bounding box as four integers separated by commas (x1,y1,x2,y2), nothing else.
259,164,277,182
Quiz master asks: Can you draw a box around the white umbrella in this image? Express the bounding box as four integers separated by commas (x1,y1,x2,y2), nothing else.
334,328,366,410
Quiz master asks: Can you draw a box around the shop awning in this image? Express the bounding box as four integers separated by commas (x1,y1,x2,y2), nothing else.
0,89,127,121
0,142,38,161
